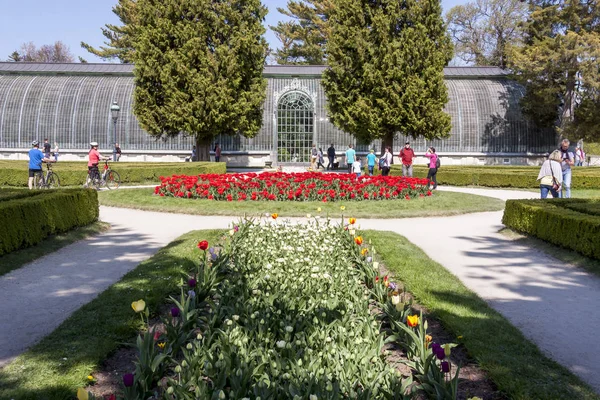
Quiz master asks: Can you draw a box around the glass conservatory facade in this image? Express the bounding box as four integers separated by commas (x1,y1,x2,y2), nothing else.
0,63,555,165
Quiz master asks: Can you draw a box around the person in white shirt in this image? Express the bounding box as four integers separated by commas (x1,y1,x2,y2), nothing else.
537,150,563,198
352,157,362,178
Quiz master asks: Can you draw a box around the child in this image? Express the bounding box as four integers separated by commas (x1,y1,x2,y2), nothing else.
352,156,362,178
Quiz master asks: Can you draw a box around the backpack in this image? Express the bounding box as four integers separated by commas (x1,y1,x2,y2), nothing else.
435,156,440,169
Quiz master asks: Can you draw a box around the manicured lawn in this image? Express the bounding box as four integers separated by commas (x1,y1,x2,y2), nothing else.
370,230,599,400
0,222,110,277
1,229,597,399
98,187,505,218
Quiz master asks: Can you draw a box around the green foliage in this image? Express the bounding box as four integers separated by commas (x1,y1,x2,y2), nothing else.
0,161,224,187
446,0,527,68
131,0,268,160
391,165,600,189
0,189,98,256
323,0,453,150
502,199,600,260
270,0,332,64
585,142,600,156
508,0,600,139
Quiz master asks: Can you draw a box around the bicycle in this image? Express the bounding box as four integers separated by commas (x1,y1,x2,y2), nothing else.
33,162,60,189
85,160,121,190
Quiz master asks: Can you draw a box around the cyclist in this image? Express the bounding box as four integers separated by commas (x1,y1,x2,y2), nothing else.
28,140,54,189
86,141,110,187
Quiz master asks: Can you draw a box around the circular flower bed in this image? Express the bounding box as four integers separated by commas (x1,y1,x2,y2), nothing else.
155,172,432,201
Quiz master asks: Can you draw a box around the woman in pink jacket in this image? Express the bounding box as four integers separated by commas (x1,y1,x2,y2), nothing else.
424,147,438,189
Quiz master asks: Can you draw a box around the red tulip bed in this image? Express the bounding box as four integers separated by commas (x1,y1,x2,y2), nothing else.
154,172,432,202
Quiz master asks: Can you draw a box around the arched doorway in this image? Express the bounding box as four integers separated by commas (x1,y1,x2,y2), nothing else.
276,91,314,163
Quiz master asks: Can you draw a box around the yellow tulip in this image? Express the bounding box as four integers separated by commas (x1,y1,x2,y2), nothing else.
340,205,346,211
87,375,94,381
131,299,146,313
348,217,356,225
271,213,278,219
76,388,89,400
444,343,451,357
407,315,419,327
317,207,322,212
361,248,368,256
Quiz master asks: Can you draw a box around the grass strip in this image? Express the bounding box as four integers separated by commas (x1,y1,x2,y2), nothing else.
368,230,599,400
98,188,505,218
500,228,600,278
0,221,110,277
0,230,224,400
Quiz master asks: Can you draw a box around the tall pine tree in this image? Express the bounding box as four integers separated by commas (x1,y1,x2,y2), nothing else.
270,0,333,64
323,0,453,151
508,0,600,140
131,0,268,160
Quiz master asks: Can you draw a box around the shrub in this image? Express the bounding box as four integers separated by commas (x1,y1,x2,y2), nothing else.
0,162,225,187
0,189,99,255
502,199,600,260
393,165,600,189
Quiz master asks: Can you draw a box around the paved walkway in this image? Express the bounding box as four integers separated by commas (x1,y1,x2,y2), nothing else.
1,187,599,393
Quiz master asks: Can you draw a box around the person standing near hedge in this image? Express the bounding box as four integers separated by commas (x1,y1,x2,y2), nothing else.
28,140,54,189
537,150,563,199
400,141,415,177
424,147,438,189
345,144,356,174
214,143,221,162
559,139,575,198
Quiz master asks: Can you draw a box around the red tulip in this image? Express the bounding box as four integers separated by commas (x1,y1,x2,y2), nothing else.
197,240,209,250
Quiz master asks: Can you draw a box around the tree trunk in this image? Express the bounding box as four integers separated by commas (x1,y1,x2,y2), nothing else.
381,132,394,156
195,136,212,162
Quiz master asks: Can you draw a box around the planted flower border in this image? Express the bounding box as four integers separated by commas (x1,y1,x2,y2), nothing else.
78,216,461,400
154,172,432,201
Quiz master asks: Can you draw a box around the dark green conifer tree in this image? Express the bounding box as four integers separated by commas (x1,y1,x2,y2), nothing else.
322,0,453,151
130,0,268,160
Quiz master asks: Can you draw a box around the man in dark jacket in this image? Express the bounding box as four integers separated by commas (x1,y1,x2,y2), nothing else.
327,144,336,170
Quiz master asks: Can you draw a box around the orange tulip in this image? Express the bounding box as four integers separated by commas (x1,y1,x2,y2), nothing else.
271,213,278,219
348,217,356,225
354,236,363,245
407,315,419,328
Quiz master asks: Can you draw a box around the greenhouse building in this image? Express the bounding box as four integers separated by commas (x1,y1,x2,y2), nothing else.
0,62,555,166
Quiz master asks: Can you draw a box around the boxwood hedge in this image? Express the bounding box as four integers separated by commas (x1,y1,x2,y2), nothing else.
0,161,225,187
392,165,600,189
502,199,600,260
0,189,99,255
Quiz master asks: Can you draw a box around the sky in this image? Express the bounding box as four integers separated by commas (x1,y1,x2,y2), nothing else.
0,0,465,64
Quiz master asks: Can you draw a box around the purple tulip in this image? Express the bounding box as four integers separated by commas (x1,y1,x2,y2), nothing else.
171,307,180,318
234,225,239,232
188,278,197,288
435,347,446,360
123,373,134,387
389,282,397,290
430,342,440,353
441,361,450,373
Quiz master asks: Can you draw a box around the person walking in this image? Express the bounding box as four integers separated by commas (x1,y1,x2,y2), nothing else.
575,146,585,167
327,144,336,170
400,141,415,177
366,149,376,176
424,147,438,189
345,144,356,173
537,150,563,198
214,143,222,162
352,156,362,178
381,146,392,176
114,143,122,162
316,148,325,169
310,144,318,169
558,139,574,198
43,138,51,158
28,140,54,189
53,142,59,162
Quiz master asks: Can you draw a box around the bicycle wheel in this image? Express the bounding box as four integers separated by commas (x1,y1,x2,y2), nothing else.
47,173,60,189
33,172,44,189
105,170,121,190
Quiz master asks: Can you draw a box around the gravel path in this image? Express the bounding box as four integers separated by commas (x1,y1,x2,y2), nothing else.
1,186,599,393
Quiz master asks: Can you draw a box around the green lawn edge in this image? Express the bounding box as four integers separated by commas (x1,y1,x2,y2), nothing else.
0,222,110,277
1,228,597,399
98,188,505,218
368,230,599,400
0,230,224,400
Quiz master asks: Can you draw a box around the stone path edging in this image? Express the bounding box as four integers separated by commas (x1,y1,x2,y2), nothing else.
0,186,599,394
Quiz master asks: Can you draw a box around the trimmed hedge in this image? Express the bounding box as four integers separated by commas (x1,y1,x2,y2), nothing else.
0,189,99,255
392,165,600,189
0,161,225,187
502,199,600,260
